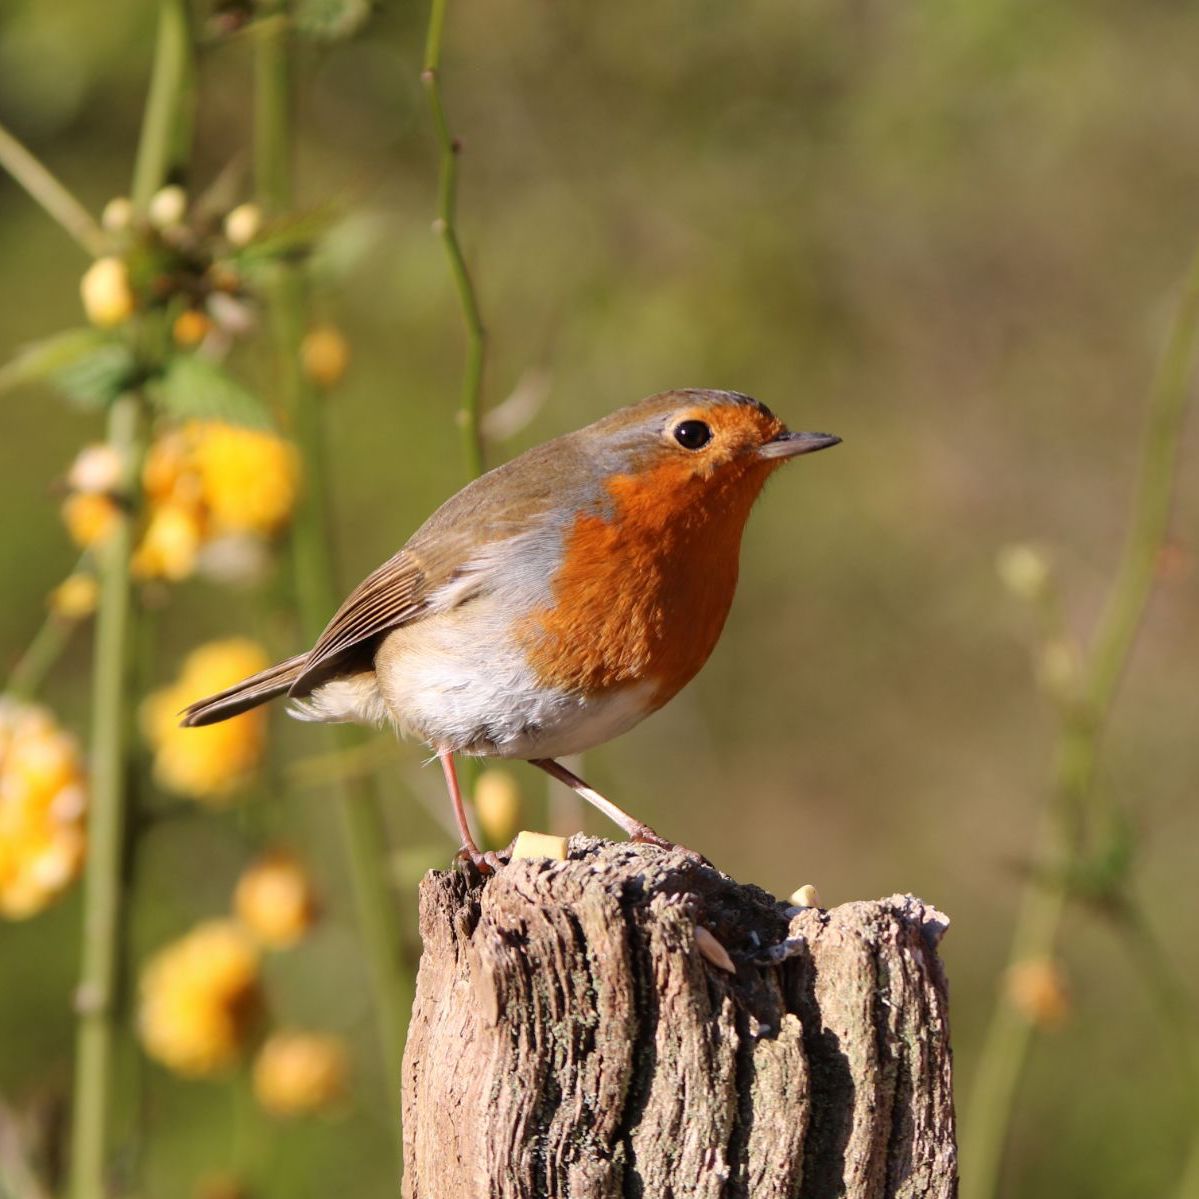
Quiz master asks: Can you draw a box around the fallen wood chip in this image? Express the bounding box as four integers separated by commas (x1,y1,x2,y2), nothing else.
510,830,568,862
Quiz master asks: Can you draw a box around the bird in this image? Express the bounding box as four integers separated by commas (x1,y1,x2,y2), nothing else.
181,389,839,869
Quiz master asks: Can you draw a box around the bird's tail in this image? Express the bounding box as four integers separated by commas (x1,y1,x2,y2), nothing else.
179,653,308,727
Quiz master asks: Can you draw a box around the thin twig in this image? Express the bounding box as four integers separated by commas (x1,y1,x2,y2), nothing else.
5,557,93,701
0,121,105,257
6,614,77,703
422,0,486,479
961,245,1199,1199
130,0,194,211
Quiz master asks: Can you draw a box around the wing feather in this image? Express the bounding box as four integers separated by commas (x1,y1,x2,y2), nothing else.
288,549,435,696
286,431,593,698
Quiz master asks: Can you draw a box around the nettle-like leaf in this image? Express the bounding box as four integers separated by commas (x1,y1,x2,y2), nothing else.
58,346,141,412
153,355,272,428
0,328,128,404
293,0,372,41
233,206,340,267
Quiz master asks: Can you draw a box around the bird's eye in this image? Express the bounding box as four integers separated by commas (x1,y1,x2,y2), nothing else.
672,420,712,450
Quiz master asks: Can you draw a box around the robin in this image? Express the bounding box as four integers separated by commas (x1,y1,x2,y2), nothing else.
182,389,839,868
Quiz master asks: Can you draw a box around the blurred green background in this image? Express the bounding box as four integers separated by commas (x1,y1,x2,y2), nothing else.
2,0,1198,1196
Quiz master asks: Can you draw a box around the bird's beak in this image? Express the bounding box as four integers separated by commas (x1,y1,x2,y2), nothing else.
757,430,842,460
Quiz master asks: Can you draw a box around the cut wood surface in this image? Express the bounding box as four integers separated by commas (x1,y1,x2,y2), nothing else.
402,837,955,1198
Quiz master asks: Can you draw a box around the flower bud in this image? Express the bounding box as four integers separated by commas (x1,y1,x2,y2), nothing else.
80,257,134,328
49,573,100,619
1005,956,1070,1028
475,768,521,846
996,544,1051,602
1036,638,1080,701
224,202,262,247
67,443,124,494
173,309,213,348
62,493,121,549
148,184,188,229
253,1031,348,1116
101,196,135,233
300,325,350,389
234,851,317,949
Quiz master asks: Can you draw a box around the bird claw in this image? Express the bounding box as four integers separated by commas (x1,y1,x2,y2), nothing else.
455,845,509,876
630,824,673,849
630,825,708,866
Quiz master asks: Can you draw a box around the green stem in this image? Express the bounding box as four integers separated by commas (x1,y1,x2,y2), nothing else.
422,0,486,479
254,9,410,1152
1111,903,1199,1198
0,120,105,256
130,0,194,211
69,5,192,1193
960,246,1199,1199
68,395,144,1199
1084,248,1199,721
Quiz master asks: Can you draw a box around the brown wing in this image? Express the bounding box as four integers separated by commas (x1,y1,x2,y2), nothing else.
287,432,594,698
287,548,434,697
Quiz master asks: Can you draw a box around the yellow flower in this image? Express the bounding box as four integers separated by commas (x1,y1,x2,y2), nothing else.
1005,956,1070,1029
475,768,521,846
142,430,197,504
139,920,261,1076
252,1031,348,1116
133,501,205,581
49,573,100,620
0,697,88,919
80,256,134,328
234,851,317,949
142,640,270,802
62,492,121,549
300,326,350,389
189,422,300,536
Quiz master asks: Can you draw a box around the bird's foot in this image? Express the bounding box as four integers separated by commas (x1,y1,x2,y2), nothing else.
629,824,708,866
455,845,509,876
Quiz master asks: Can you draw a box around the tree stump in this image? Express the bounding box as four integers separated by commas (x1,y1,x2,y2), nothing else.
401,837,955,1198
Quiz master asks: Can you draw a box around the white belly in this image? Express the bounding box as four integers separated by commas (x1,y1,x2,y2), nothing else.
291,596,655,760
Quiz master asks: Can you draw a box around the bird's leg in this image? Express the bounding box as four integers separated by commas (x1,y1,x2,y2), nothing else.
439,749,503,874
529,757,675,850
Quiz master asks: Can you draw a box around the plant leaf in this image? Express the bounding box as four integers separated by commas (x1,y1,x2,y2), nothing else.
0,328,113,396
153,355,272,428
54,342,140,411
293,0,372,41
233,205,340,266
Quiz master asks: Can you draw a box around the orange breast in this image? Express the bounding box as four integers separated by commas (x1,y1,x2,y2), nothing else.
518,457,771,706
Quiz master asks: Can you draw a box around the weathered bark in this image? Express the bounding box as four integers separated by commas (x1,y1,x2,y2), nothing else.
402,837,955,1199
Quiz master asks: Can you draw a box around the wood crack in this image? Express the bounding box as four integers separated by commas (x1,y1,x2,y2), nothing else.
401,837,956,1198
